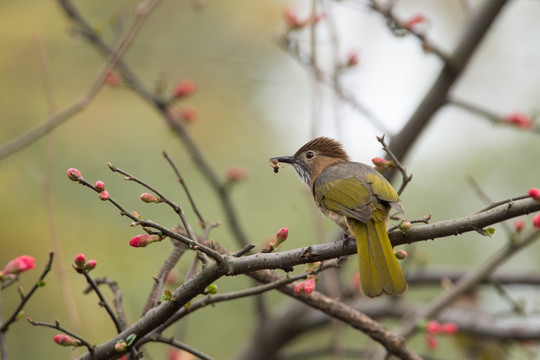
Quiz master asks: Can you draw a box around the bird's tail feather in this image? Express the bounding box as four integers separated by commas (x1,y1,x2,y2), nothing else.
347,218,407,297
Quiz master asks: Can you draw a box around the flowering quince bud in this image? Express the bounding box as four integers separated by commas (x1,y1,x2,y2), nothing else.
440,322,458,334
404,14,427,30
514,219,525,233
84,259,97,271
372,157,393,172
66,168,83,181
346,50,359,67
54,334,81,347
105,70,121,86
99,190,110,201
533,213,540,229
140,193,160,203
73,253,86,270
528,188,540,201
173,79,196,98
395,250,408,260
180,106,198,124
114,341,128,352
95,181,105,192
274,227,289,248
399,221,412,234
505,112,533,129
225,166,250,182
129,234,161,248
425,333,438,350
294,276,317,294
2,255,35,276
426,320,442,334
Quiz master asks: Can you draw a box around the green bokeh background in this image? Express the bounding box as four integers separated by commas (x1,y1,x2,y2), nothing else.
1,0,540,359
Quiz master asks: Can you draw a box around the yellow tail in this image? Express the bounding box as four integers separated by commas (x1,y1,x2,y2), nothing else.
347,218,407,297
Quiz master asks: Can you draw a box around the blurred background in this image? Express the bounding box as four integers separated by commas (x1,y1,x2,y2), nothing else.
1,0,539,359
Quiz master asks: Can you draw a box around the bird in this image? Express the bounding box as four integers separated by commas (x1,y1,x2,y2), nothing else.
270,137,407,297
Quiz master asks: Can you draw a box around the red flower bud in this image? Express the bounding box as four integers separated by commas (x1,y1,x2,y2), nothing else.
129,234,162,248
140,193,160,203
395,250,408,260
2,255,35,276
95,181,105,192
404,14,427,29
73,253,86,270
276,227,289,243
372,157,389,166
425,333,438,349
66,168,83,181
529,188,540,201
105,70,121,86
440,322,458,334
180,106,198,123
346,50,359,67
114,341,127,352
225,166,250,182
85,259,97,271
99,190,110,201
173,79,196,98
294,277,316,294
514,219,525,233
505,112,533,129
54,334,80,347
426,320,441,334
533,213,540,229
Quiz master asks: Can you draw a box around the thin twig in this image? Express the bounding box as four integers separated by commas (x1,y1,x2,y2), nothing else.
27,318,94,354
376,134,412,195
80,272,123,333
162,150,206,226
83,277,129,330
151,336,214,360
0,252,54,333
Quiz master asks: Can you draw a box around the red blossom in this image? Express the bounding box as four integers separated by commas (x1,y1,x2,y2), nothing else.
395,250,408,260
440,322,458,334
85,259,97,271
74,253,86,270
173,79,197,98
129,234,161,248
2,255,35,276
505,112,533,129
180,106,198,123
99,190,110,201
425,333,438,349
294,277,316,294
95,181,106,192
514,219,525,233
528,188,540,201
66,168,83,181
426,320,442,334
533,213,540,229
54,334,80,347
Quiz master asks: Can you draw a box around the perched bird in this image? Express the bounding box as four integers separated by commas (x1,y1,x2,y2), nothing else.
270,137,407,297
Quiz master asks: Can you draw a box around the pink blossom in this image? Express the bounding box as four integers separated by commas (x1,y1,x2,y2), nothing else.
395,250,408,260
85,259,97,271
54,334,80,347
173,79,197,98
180,106,198,123
440,322,458,334
514,219,525,233
533,213,540,229
294,277,316,294
529,188,540,201
505,112,533,129
95,181,106,192
404,14,427,29
66,168,83,181
129,234,161,248
74,254,86,270
276,227,289,243
140,193,160,203
425,333,438,349
2,255,35,275
426,320,442,334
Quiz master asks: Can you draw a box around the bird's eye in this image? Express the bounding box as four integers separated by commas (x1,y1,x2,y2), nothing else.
305,151,315,159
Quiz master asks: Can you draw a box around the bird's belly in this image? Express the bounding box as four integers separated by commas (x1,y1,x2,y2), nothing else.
319,206,349,232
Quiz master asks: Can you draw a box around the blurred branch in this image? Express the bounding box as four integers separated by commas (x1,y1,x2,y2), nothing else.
387,0,509,178
151,335,214,360
83,277,129,331
56,0,250,248
0,0,162,162
80,271,123,333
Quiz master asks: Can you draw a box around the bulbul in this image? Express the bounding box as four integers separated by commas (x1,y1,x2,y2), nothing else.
270,137,407,297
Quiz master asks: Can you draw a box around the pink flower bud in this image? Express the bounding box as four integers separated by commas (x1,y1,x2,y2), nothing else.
529,188,540,201
129,234,161,248
225,166,250,182
426,320,441,334
276,227,289,243
99,190,110,201
105,70,121,86
180,106,198,123
284,7,305,29
140,193,160,203
440,322,458,334
85,259,97,271
371,157,389,166
425,333,438,350
404,14,427,29
395,250,408,260
73,254,86,270
346,50,359,67
173,79,196,98
66,168,83,181
533,213,540,229
95,181,105,192
399,221,412,233
54,334,80,347
514,219,525,233
2,255,35,276
505,112,533,129
294,277,316,294
114,341,127,352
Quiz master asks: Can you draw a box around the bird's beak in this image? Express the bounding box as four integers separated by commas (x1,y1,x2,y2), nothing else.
269,156,295,164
